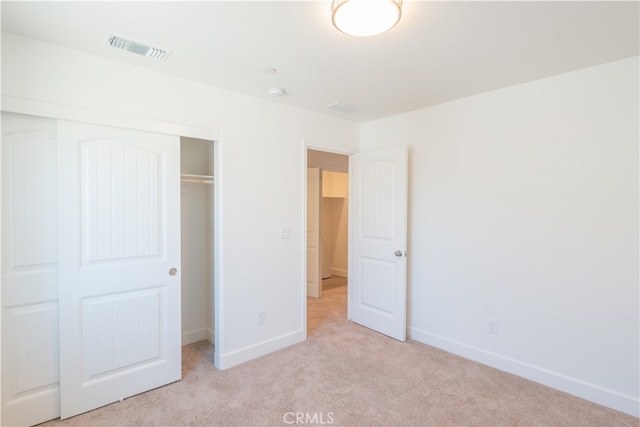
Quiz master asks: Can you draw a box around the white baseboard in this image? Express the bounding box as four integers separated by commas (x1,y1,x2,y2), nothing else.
182,328,211,346
217,329,305,370
408,326,639,418
328,268,348,278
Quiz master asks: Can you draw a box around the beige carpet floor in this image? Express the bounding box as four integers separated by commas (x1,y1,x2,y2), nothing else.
40,279,638,427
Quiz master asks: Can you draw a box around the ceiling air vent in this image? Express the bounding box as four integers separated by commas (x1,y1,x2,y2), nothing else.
105,33,171,61
326,102,358,114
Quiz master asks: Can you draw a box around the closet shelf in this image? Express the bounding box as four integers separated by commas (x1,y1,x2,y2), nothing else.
181,173,214,185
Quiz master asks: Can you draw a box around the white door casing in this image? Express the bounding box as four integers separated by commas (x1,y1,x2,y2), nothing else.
1,113,60,426
57,121,182,419
350,146,408,341
306,167,322,299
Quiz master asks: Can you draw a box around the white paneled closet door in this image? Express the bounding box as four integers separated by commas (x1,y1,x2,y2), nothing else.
1,113,60,426
1,115,184,424
57,120,182,419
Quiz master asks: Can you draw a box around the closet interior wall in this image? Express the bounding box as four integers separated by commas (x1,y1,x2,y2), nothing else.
180,137,214,345
321,171,349,279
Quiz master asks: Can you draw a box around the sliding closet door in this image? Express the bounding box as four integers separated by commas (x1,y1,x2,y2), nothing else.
1,113,60,426
57,121,182,419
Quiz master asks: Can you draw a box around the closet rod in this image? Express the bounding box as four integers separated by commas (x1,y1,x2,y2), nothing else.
181,173,214,185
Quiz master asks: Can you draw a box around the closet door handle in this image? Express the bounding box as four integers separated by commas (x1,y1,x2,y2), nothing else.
169,268,178,276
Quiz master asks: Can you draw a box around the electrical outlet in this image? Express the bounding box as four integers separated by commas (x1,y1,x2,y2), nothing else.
257,310,265,324
488,318,497,334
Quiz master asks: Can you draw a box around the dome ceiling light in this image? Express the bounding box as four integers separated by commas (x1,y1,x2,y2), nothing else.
331,0,402,37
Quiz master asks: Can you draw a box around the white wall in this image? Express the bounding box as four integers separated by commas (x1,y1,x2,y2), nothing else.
1,33,359,369
360,57,639,416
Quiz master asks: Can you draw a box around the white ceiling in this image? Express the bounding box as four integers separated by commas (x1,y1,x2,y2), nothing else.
1,1,638,123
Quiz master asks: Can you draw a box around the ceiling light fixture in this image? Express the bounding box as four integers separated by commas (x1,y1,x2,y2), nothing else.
331,0,402,37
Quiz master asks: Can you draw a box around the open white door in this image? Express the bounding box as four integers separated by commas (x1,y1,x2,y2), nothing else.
57,121,181,419
306,167,322,298
350,146,408,341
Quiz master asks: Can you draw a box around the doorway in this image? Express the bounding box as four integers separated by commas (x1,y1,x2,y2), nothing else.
306,145,410,342
306,149,349,332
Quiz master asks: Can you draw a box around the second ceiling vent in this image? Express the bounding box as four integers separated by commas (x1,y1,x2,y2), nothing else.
105,33,172,61
326,102,358,114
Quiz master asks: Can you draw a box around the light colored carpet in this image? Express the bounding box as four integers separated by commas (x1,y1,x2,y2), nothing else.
40,283,637,426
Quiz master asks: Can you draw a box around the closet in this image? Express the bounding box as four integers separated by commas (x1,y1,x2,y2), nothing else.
180,137,214,346
1,113,215,426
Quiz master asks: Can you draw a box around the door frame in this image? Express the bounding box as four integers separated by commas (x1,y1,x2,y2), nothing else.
0,95,224,369
306,167,322,299
302,140,355,338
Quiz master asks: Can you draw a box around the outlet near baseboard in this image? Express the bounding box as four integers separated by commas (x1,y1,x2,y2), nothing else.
488,318,498,334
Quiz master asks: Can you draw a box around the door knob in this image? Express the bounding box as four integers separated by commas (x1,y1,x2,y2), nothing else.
169,268,178,276
394,250,404,257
